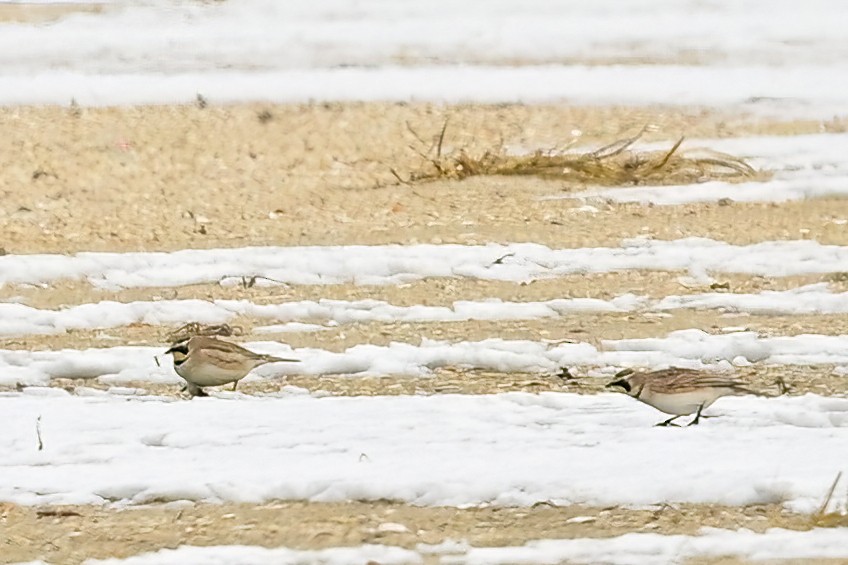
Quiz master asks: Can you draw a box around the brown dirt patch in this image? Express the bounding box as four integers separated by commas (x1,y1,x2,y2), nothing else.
0,3,103,24
1,103,846,255
0,500,832,565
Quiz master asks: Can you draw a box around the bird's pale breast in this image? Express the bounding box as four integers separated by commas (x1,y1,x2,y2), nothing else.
638,389,724,415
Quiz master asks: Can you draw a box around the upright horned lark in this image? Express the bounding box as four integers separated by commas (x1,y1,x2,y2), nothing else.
165,336,299,397
605,367,755,426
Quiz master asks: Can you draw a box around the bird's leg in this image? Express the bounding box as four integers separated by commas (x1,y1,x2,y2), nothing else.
186,383,207,398
655,415,681,427
231,380,239,392
687,403,706,426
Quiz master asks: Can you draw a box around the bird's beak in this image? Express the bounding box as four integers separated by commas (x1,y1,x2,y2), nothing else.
606,379,631,392
267,356,300,363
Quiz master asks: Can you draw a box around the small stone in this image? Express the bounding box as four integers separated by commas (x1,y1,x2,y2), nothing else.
565,516,596,524
376,522,409,533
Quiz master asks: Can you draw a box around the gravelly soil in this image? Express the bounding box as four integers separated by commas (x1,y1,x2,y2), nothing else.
2,101,848,563
1,103,846,255
4,500,845,565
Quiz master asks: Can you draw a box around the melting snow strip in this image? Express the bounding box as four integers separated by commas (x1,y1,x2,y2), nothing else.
3,330,848,386
2,392,847,509
4,238,848,290
3,283,848,338
3,66,848,116
2,0,846,74
445,527,848,565
2,0,848,117
41,528,848,565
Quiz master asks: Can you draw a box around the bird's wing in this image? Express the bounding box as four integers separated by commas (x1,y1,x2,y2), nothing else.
648,369,753,394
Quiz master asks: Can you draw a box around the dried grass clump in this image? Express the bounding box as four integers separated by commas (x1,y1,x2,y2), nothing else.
165,322,243,344
392,122,766,187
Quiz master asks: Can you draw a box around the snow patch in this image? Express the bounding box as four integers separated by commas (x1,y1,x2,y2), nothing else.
4,330,848,386
4,283,848,338
3,239,848,290
2,393,847,509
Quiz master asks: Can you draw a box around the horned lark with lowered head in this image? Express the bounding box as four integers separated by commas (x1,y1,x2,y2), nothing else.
605,367,755,426
165,336,299,397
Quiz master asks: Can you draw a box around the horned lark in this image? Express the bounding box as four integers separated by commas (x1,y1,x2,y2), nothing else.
165,336,299,397
605,367,755,426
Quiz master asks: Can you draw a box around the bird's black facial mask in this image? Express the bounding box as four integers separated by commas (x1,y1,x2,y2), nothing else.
606,379,632,393
165,343,189,355
165,341,190,365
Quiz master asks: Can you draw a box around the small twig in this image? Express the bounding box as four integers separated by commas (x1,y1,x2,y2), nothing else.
389,168,411,185
816,472,843,516
218,274,289,288
694,157,756,175
436,118,449,159
411,190,435,201
589,125,648,160
404,121,427,146
650,136,685,171
541,338,579,345
37,509,81,518
407,144,430,159
490,252,515,266
36,415,43,451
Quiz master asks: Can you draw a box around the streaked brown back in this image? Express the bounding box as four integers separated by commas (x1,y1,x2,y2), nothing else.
630,368,752,394
189,336,298,365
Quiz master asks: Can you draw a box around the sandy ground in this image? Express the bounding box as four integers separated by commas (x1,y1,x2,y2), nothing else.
0,3,103,24
2,102,848,563
4,500,845,565
1,104,846,255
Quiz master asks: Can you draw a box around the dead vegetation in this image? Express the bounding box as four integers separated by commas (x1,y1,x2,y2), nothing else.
165,322,243,344
392,122,766,187
811,472,848,527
